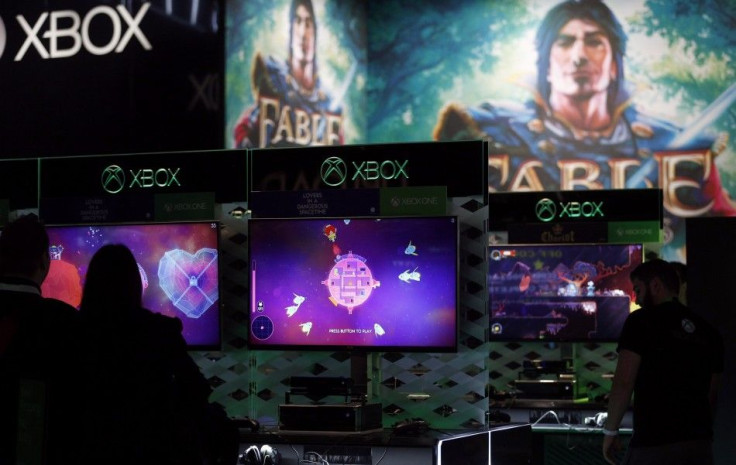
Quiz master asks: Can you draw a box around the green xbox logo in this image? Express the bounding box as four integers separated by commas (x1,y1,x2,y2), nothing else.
321,156,409,187
535,198,557,222
101,164,182,194
101,165,126,194
321,157,347,187
535,197,604,221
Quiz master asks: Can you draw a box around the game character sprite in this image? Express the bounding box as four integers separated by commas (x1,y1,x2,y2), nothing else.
558,261,597,296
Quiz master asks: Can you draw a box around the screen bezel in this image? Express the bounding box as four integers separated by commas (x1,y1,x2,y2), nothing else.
44,220,223,351
247,215,460,353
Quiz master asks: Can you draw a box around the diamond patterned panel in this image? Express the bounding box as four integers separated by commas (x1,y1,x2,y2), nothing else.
487,341,619,403
190,203,253,417
487,341,564,395
379,196,488,429
249,350,355,427
574,342,618,401
543,432,630,465
189,200,621,428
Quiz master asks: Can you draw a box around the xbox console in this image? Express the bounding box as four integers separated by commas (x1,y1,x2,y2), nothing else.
279,403,382,432
513,379,575,399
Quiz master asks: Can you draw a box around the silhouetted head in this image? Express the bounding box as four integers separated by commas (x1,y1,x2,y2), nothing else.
630,258,680,308
669,261,686,285
0,214,50,284
80,244,142,319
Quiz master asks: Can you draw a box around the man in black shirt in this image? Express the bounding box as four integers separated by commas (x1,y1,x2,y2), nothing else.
602,259,724,465
0,214,83,465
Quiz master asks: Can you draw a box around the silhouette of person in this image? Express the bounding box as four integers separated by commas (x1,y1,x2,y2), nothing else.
77,243,237,465
0,214,83,465
602,259,724,465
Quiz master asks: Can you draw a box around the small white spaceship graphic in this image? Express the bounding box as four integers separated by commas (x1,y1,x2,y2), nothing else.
398,267,421,283
404,241,418,256
374,323,385,336
286,293,306,317
299,322,312,336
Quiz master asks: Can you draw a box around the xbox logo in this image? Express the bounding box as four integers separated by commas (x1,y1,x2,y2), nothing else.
535,198,557,222
101,165,126,194
320,157,347,187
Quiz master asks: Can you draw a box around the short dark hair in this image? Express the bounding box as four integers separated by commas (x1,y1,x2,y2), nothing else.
630,258,680,295
535,0,628,109
0,214,49,276
669,261,687,284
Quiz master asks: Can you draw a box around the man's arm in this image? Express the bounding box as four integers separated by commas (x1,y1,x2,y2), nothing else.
605,349,640,429
602,349,640,464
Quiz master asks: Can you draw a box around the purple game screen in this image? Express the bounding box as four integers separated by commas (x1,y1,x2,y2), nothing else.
488,243,643,342
248,216,459,351
42,222,221,349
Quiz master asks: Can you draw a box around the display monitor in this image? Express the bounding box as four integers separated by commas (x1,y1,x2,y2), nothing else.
248,216,459,352
43,221,221,350
437,430,489,465
488,243,643,342
436,425,532,465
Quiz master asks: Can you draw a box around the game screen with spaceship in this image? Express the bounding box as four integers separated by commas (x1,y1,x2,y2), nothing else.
488,243,642,342
248,216,459,352
42,222,221,350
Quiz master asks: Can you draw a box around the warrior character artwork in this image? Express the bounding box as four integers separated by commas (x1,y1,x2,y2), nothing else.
233,0,345,149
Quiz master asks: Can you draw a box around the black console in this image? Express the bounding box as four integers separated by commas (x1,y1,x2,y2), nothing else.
392,418,430,436
513,379,576,399
279,403,382,432
232,417,260,433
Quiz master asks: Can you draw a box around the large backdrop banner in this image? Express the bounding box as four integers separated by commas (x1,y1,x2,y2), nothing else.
366,0,736,261
225,0,367,149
